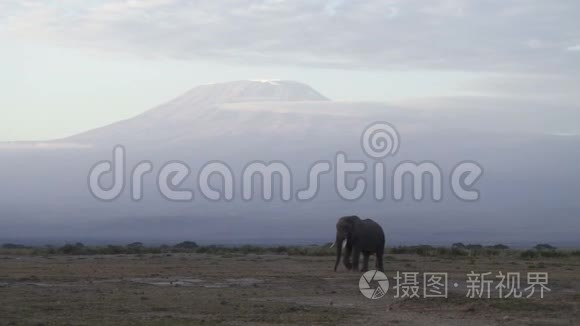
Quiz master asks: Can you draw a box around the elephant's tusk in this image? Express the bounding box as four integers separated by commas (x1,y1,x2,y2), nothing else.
330,240,347,248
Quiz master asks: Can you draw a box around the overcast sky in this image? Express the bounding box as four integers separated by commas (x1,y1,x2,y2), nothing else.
1,0,579,141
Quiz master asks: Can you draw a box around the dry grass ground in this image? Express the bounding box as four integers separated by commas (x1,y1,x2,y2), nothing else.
0,252,578,325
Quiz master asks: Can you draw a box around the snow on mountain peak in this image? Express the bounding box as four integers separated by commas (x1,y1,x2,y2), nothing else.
251,79,281,85
178,80,329,103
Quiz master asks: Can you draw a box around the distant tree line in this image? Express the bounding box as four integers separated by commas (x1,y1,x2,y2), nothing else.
1,242,578,258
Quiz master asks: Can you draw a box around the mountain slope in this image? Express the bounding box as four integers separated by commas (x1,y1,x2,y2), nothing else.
66,80,329,146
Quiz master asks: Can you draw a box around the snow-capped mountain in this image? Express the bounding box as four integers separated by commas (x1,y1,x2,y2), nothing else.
0,81,579,246
66,80,330,146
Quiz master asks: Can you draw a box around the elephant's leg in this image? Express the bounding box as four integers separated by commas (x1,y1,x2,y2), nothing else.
361,252,370,272
351,247,361,272
343,243,353,270
376,248,384,272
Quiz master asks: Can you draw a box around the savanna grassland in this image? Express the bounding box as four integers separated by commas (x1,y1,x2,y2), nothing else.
0,245,578,325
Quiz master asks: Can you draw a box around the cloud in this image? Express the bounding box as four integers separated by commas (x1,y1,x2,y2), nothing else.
526,39,551,50
0,0,579,75
420,0,465,17
462,73,580,105
0,142,92,150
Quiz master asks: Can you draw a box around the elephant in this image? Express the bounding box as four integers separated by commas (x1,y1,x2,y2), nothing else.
332,215,385,272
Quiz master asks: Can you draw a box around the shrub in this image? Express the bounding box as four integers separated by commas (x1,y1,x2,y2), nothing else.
59,243,87,255
274,246,288,253
238,245,264,254
540,250,568,258
534,243,556,251
451,242,466,249
303,245,333,256
520,250,539,259
104,245,125,255
2,243,27,249
482,248,500,256
389,246,409,254
466,244,483,250
287,246,308,255
414,245,434,256
451,247,469,256
436,247,451,256
489,244,510,250
174,241,199,249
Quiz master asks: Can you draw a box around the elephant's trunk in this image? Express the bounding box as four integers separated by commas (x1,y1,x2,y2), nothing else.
334,235,343,272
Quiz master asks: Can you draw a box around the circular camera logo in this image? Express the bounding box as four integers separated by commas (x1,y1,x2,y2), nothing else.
359,270,389,299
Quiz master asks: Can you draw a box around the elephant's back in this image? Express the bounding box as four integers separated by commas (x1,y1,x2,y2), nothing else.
362,219,384,233
359,219,386,248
